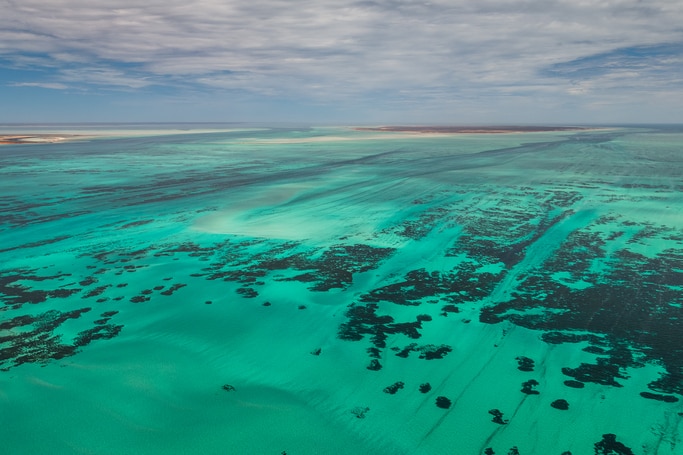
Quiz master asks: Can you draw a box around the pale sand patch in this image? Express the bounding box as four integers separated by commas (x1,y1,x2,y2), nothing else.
354,125,592,133
0,134,86,144
237,126,614,145
234,132,487,145
0,128,267,144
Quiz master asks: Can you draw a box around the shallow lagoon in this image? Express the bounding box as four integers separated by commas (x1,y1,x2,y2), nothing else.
1,125,682,454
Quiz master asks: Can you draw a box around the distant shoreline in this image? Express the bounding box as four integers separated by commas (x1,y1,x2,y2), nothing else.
0,134,89,145
0,126,595,145
353,126,590,134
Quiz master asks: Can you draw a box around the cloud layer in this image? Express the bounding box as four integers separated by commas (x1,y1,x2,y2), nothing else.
2,0,683,122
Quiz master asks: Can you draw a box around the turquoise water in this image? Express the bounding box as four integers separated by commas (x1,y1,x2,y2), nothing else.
1,125,682,454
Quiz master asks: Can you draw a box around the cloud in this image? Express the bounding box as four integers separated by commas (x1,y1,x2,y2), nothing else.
542,43,683,99
1,0,683,120
58,67,154,89
544,44,683,79
10,81,68,90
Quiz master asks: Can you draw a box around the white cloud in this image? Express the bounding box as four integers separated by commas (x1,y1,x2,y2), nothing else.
58,67,153,89
1,0,683,120
10,82,68,90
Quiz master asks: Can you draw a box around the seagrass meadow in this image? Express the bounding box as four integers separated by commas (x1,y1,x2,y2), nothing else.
1,124,682,454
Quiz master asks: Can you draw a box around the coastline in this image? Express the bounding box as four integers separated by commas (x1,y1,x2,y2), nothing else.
0,126,601,146
353,125,590,134
0,134,89,145
0,126,269,145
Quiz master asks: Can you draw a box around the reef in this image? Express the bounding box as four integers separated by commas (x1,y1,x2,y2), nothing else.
516,356,535,372
435,396,452,409
160,283,187,296
393,343,452,360
593,433,634,455
419,383,432,393
550,399,569,410
639,391,679,402
366,359,382,371
361,265,502,307
383,381,405,394
488,409,508,425
0,268,80,309
338,303,424,351
0,308,122,369
521,379,540,395
479,215,683,396
561,360,627,388
191,241,395,294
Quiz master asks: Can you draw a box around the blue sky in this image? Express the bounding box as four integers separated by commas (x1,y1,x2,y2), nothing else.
1,0,682,124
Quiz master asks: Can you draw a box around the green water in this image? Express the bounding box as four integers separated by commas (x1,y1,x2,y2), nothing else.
1,125,682,454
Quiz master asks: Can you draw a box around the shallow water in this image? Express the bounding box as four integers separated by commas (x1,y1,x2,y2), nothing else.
1,125,682,454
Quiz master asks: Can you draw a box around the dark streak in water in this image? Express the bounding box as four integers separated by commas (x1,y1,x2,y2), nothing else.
0,235,71,254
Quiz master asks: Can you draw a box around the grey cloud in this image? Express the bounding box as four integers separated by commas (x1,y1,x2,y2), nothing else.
1,0,682,107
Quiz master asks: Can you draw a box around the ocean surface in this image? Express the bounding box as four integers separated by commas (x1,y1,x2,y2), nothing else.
1,124,682,454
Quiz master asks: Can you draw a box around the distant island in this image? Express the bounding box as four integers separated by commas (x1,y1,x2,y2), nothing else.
0,134,86,145
0,126,594,145
354,126,589,134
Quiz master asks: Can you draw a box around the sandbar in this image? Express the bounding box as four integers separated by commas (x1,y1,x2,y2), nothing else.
354,125,589,134
0,134,88,145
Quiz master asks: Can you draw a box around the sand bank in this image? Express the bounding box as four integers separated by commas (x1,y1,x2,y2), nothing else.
354,125,590,134
0,134,88,144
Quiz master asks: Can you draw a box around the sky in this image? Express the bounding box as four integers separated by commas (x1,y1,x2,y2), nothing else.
1,0,683,124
